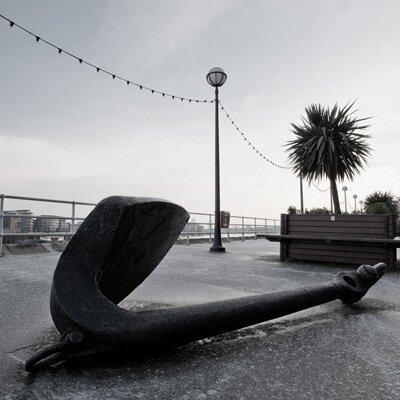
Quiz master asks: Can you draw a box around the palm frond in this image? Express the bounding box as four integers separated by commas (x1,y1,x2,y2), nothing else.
285,101,371,183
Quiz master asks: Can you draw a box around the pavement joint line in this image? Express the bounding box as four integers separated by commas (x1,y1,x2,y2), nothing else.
6,343,37,353
8,354,25,364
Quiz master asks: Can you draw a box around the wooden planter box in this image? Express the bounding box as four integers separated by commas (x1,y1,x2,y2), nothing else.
279,214,398,267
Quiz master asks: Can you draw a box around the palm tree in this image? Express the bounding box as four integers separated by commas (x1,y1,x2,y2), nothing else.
286,102,371,214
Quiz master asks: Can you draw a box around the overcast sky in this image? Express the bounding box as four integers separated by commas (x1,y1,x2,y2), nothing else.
1,0,399,219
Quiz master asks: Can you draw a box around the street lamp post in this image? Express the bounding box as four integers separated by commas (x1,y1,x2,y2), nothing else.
207,67,227,252
342,186,348,213
353,194,358,213
299,175,304,214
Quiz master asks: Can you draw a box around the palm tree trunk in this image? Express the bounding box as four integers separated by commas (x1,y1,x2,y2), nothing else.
330,178,341,214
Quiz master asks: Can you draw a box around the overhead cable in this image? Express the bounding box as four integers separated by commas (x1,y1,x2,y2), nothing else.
219,102,291,169
1,13,293,170
0,14,211,104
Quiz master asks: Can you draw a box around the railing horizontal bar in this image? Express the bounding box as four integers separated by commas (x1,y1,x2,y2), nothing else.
2,215,85,220
1,194,95,206
187,212,213,217
1,232,73,237
180,233,256,235
230,215,277,221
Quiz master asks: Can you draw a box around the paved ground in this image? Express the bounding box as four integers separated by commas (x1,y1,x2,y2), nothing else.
1,240,400,399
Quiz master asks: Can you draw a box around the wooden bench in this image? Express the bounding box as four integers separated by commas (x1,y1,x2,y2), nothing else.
257,214,399,268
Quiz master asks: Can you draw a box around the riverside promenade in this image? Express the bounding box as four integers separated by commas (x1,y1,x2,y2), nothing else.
1,240,400,399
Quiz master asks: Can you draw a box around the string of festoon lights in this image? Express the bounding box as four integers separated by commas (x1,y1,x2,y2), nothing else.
1,13,291,170
312,182,330,192
0,14,211,104
219,102,291,169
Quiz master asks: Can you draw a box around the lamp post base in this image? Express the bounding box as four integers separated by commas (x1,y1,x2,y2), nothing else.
210,245,226,252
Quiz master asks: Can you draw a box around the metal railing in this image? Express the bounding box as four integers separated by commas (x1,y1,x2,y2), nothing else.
180,212,280,244
0,194,95,256
0,194,280,255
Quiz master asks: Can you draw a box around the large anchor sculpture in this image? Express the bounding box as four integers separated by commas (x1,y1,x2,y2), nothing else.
25,196,387,372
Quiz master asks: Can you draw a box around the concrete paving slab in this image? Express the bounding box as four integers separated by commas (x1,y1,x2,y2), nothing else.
1,240,400,399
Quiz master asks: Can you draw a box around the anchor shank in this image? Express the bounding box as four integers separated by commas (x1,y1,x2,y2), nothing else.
123,282,343,350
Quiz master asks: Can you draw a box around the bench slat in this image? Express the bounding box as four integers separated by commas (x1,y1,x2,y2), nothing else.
257,234,400,246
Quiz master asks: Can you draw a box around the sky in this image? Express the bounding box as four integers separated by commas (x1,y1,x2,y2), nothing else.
1,0,400,220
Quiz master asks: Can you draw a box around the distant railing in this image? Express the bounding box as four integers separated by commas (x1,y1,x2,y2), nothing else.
180,213,280,244
0,194,280,255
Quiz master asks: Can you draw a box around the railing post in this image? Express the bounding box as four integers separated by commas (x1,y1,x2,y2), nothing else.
209,214,212,243
186,223,190,245
242,217,245,241
0,195,4,256
254,218,257,239
274,219,276,233
71,201,76,238
265,218,267,234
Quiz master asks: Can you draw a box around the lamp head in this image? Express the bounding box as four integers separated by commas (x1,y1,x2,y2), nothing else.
206,67,227,87
342,186,348,192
